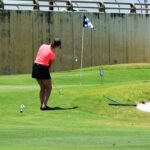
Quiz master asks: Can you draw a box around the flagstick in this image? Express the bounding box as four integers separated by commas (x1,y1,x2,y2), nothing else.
101,76,103,84
80,28,85,85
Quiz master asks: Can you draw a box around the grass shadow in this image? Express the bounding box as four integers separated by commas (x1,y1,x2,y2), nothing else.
48,106,78,111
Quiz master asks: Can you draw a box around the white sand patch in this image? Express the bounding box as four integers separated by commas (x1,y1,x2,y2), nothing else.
136,102,150,112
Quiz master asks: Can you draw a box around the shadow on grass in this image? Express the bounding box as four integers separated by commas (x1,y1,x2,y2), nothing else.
43,106,78,111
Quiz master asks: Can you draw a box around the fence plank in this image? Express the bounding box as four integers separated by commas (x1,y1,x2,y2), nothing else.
109,14,127,64
52,12,73,71
0,11,14,74
12,11,33,74
72,12,82,69
126,14,145,63
92,14,110,66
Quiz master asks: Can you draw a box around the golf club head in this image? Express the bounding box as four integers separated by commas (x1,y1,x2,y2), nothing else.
59,91,64,95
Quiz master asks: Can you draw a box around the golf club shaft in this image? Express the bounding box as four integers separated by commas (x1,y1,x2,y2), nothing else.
103,96,120,104
53,83,63,95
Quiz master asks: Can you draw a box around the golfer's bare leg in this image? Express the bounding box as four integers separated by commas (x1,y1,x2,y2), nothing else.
36,79,45,107
41,79,52,107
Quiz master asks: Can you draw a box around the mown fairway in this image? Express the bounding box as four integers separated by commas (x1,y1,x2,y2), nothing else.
0,63,150,150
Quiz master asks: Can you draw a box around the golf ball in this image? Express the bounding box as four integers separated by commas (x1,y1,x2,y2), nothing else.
75,58,78,62
20,104,25,113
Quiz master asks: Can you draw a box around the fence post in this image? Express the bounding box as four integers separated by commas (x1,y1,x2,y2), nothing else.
0,0,4,9
49,0,54,11
99,1,105,13
144,0,148,14
130,3,136,13
33,0,39,10
67,0,73,11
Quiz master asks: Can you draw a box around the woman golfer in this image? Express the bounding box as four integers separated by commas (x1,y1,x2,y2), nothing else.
32,38,61,110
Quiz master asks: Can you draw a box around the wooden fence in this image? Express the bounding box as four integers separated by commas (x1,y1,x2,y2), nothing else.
0,10,150,74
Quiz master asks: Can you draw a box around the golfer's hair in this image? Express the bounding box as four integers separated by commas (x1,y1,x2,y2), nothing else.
51,38,61,47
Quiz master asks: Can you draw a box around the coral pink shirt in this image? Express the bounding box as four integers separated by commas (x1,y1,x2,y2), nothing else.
34,44,55,66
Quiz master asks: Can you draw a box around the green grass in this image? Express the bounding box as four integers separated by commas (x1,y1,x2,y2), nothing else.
1,63,150,150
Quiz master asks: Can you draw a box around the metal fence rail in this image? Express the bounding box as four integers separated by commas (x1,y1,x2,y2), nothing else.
0,0,150,13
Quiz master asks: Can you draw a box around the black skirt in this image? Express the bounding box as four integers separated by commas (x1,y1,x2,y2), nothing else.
32,63,51,79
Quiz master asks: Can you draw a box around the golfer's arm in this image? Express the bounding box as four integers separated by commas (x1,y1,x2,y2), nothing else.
49,61,52,69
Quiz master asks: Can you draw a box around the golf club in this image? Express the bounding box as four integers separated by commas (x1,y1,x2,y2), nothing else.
53,83,64,95
104,96,136,107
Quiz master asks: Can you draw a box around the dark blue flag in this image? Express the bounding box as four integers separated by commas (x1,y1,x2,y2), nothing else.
83,16,94,29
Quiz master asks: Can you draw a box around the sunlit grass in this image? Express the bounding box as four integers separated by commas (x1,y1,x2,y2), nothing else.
0,63,150,150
